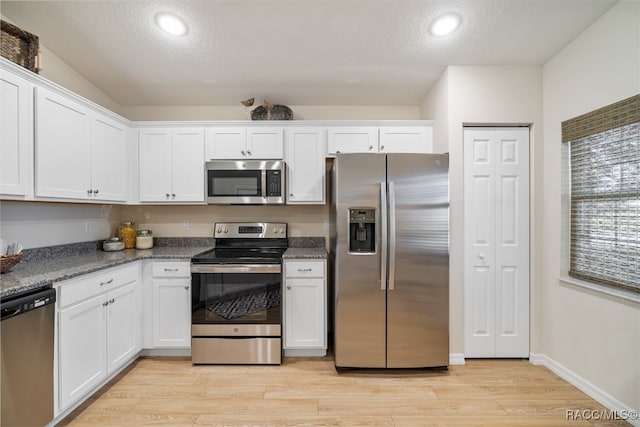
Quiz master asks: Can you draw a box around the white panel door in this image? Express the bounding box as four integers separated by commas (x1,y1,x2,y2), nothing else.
464,127,529,358
91,114,127,201
246,127,284,159
171,128,205,202
327,127,378,154
139,129,172,202
205,127,246,159
284,277,325,349
106,283,138,373
153,278,191,347
285,127,326,204
0,70,32,196
379,126,432,153
35,86,91,199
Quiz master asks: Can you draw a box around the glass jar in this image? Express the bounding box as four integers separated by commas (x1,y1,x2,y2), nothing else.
118,222,137,249
135,229,153,250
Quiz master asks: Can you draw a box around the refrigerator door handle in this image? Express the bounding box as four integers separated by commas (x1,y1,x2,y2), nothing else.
380,182,387,290
388,181,396,290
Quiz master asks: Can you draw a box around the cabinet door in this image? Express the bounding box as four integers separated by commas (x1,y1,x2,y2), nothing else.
106,283,138,373
153,278,191,347
327,127,378,155
0,70,32,196
379,126,432,153
58,294,107,411
285,127,325,204
91,114,127,201
205,127,246,159
284,277,325,349
35,86,91,199
171,128,205,202
246,127,284,159
139,129,172,202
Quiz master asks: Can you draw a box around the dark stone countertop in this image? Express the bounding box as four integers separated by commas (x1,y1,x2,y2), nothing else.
283,247,327,259
0,245,209,299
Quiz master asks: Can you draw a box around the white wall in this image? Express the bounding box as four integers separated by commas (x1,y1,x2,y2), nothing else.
542,0,640,412
121,105,420,121
421,65,544,357
0,201,120,249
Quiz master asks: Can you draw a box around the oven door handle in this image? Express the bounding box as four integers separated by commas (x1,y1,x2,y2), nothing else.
191,264,282,274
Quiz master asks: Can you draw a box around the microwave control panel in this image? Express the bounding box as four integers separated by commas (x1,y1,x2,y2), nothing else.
266,170,282,196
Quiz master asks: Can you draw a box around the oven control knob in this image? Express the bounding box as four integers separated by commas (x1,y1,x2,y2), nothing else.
223,227,229,233
216,227,222,233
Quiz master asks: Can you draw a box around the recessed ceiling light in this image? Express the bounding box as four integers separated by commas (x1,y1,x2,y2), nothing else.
429,13,461,37
155,12,188,37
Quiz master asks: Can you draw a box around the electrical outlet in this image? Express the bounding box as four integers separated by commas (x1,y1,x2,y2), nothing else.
182,219,190,231
84,221,93,234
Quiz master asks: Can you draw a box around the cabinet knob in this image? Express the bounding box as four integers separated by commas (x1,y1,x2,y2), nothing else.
184,286,189,290
246,150,252,156
380,145,385,150
102,301,109,307
171,193,176,198
286,286,291,290
165,193,170,198
109,298,115,304
241,150,246,156
94,189,99,194
87,189,93,194
369,145,374,150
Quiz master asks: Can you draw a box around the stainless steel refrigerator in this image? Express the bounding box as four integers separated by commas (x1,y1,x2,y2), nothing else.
331,153,449,369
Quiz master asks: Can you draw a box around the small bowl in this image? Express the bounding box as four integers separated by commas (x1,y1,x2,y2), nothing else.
103,237,125,252
0,253,22,273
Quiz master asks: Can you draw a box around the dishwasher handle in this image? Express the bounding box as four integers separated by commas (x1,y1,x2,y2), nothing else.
1,288,56,321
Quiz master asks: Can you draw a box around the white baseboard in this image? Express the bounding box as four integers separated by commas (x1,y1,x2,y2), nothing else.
530,352,639,427
449,353,466,365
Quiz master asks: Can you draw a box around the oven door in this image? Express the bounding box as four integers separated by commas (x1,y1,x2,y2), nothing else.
191,264,282,325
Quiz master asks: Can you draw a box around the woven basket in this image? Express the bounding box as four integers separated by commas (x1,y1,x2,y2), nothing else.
1,20,40,73
251,105,293,120
0,253,22,273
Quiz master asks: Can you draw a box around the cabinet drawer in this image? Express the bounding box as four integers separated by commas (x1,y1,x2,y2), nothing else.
285,261,325,278
152,262,191,278
57,263,139,308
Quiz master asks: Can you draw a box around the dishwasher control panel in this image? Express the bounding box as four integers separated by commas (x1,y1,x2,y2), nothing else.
1,288,56,321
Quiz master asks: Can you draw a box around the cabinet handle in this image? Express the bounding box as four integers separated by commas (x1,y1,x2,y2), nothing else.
298,268,313,272
100,278,114,286
164,268,179,272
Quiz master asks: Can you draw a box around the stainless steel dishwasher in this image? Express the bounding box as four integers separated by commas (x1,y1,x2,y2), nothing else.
1,287,56,427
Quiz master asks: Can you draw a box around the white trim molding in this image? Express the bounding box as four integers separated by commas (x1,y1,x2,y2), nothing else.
449,353,466,365
530,353,640,427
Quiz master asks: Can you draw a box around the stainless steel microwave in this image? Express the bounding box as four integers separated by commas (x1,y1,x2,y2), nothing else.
205,160,285,204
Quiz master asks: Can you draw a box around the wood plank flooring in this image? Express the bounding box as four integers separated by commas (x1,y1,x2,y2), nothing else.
58,357,629,426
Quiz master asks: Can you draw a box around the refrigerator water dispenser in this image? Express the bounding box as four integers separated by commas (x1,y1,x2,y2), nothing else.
348,208,375,253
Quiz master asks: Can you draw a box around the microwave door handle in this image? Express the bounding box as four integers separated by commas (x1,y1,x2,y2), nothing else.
261,170,267,198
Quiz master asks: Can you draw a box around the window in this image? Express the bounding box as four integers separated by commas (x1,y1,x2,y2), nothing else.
562,95,639,294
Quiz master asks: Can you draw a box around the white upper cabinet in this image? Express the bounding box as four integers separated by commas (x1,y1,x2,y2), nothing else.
285,127,326,204
379,126,432,153
35,86,92,200
0,69,32,197
34,86,128,202
91,115,127,201
327,127,378,154
206,126,283,159
327,125,433,155
139,128,204,203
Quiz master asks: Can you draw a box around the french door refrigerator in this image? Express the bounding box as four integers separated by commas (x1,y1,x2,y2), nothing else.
331,153,449,369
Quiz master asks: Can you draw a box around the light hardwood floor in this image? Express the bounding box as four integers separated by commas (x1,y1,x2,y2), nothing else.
59,357,629,426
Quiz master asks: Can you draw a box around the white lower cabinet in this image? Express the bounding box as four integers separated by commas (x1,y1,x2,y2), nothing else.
56,263,140,413
152,261,191,347
283,259,327,356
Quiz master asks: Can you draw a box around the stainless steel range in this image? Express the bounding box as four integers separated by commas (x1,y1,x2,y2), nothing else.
190,222,287,364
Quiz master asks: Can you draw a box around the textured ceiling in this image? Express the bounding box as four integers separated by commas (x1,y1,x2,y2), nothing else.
1,0,617,107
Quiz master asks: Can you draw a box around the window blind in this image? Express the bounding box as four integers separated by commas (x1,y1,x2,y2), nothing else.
563,95,640,294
